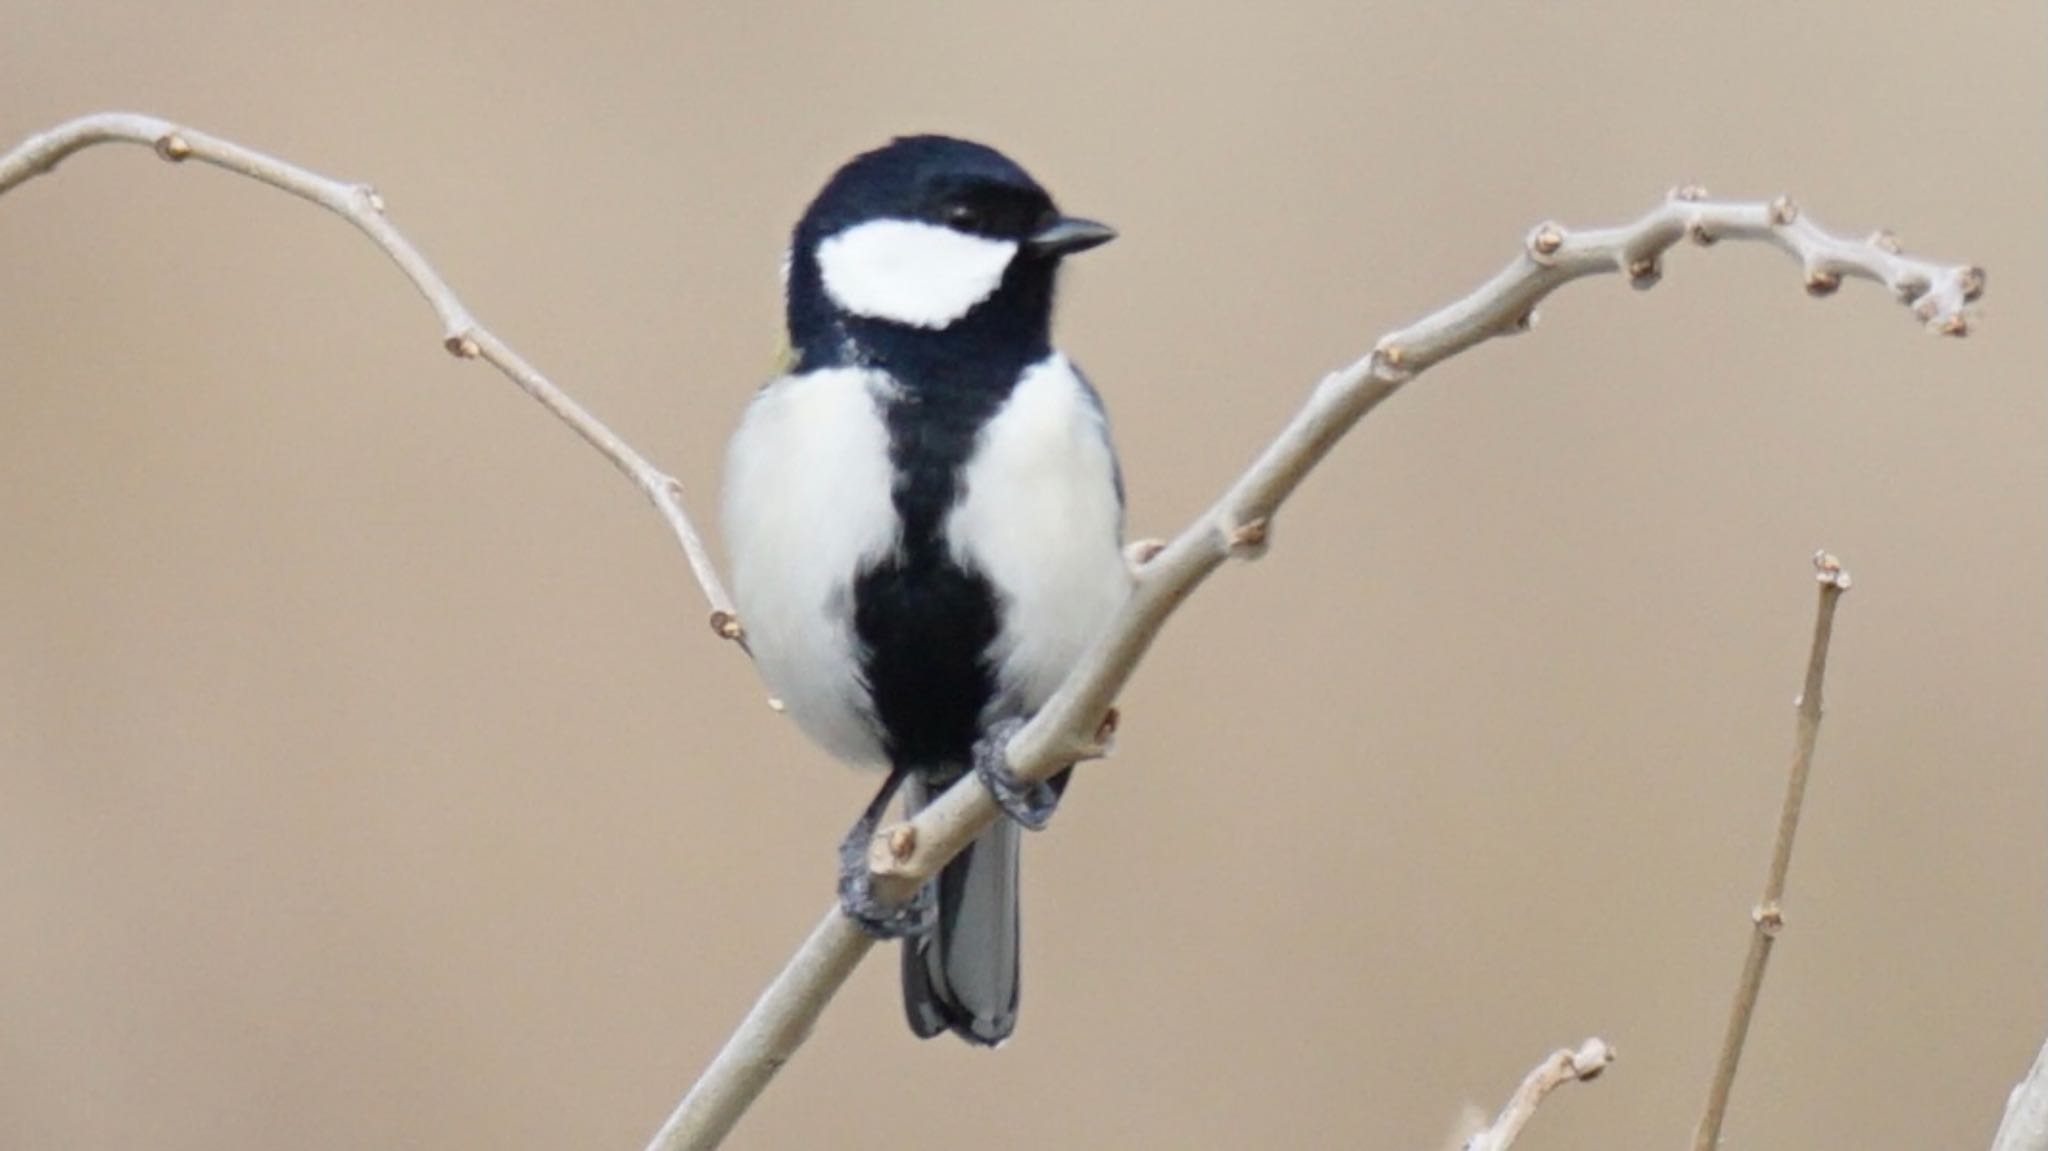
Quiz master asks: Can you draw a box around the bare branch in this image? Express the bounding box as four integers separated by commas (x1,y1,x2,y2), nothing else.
0,112,742,643
1992,1038,2048,1151
1692,551,1853,1151
642,912,874,1151
1466,1038,1614,1151
669,196,1972,1146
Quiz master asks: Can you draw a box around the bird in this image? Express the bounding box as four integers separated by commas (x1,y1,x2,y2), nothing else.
720,135,1128,1046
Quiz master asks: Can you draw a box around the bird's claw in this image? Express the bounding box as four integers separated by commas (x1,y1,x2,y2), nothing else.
837,824,935,939
838,868,936,939
973,718,1066,831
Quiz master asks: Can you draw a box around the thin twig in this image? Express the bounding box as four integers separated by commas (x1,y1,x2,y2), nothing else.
1466,1038,1614,1151
666,195,1971,1148
1692,551,1853,1151
0,112,743,643
0,116,1983,1150
642,912,874,1151
1992,1037,2048,1151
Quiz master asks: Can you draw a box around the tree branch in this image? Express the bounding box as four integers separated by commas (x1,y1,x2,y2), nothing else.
1691,552,1852,1151
0,112,743,643
642,911,873,1151
665,203,1974,1147
1465,1038,1614,1151
0,115,1985,1150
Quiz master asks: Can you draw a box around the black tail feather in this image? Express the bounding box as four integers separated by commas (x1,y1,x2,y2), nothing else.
899,776,1021,1045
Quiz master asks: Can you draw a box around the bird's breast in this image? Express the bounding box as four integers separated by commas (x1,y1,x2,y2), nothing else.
721,366,901,766
945,354,1131,717
721,355,1130,774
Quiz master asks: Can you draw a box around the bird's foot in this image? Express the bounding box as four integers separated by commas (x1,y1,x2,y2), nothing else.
837,819,935,939
973,718,1068,831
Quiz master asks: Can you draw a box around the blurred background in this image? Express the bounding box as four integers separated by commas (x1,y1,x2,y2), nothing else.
2,3,2041,1148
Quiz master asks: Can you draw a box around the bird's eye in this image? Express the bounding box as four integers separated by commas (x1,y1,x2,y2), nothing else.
944,203,984,230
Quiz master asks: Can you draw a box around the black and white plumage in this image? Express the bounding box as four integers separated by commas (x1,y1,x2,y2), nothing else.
721,136,1128,1045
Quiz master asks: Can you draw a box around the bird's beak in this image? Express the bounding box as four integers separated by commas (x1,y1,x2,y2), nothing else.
1026,215,1117,258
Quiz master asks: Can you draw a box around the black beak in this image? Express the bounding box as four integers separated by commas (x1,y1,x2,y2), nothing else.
1026,215,1117,258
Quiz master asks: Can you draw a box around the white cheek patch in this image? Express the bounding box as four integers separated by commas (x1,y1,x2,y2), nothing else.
817,219,1019,329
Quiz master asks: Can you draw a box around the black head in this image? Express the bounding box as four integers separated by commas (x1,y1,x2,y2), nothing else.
785,135,1113,379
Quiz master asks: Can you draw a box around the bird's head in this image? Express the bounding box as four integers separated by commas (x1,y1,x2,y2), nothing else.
785,135,1113,369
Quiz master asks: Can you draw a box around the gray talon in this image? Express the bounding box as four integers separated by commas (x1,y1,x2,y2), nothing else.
838,820,935,938
835,764,935,939
838,867,936,939
973,718,1065,831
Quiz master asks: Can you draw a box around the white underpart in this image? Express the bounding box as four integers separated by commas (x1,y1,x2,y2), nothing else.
947,354,1132,718
816,219,1019,329
722,367,900,766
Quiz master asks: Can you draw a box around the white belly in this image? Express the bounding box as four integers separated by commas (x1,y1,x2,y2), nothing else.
947,354,1131,718
721,367,899,766
721,354,1131,767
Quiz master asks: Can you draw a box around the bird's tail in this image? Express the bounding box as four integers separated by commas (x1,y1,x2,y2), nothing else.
900,774,1021,1046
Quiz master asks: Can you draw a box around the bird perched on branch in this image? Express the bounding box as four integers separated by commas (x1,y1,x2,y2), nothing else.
722,136,1127,1045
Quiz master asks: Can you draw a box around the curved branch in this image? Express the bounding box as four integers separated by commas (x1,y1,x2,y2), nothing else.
0,112,742,642
660,193,1979,1148
882,195,1977,889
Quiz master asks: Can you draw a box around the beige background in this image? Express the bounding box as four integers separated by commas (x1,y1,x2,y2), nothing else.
2,3,2042,1148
